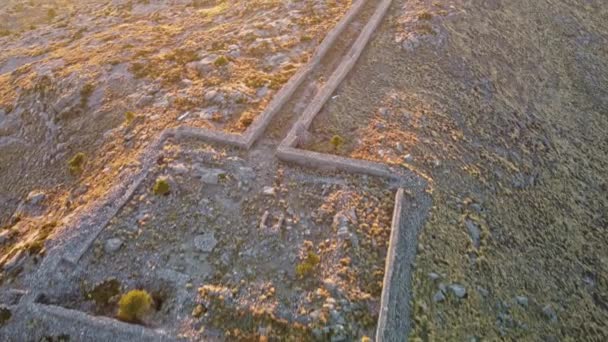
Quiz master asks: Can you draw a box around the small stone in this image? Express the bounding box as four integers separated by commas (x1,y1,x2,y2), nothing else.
256,86,269,98
433,290,446,302
448,284,467,298
337,226,349,239
104,238,123,254
26,191,46,205
330,324,347,342
204,90,218,101
259,211,270,229
323,278,338,293
169,162,189,175
194,233,218,253
542,304,558,323
196,167,226,185
465,219,481,249
198,106,220,120
403,154,413,162
309,309,322,320
136,95,154,108
262,186,276,196
516,296,529,307
177,112,190,121
312,328,323,339
330,309,345,325
428,272,441,281
477,286,489,297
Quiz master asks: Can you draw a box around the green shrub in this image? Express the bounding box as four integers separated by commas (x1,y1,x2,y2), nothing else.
0,306,11,326
213,55,229,67
68,152,86,175
153,178,170,196
295,252,320,278
47,8,57,20
116,290,152,323
330,135,344,150
418,11,433,21
125,111,136,124
80,83,95,107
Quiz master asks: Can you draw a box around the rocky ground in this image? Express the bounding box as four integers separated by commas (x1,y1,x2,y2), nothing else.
35,138,396,340
306,0,608,340
1,0,607,340
0,0,351,288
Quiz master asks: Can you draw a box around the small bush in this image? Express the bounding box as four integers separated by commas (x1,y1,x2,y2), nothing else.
330,135,344,150
47,8,57,20
125,111,136,124
153,178,170,196
0,306,11,326
238,112,255,128
213,55,229,67
245,75,267,89
295,252,320,278
80,83,95,107
165,48,198,64
68,152,86,175
116,290,152,323
418,11,433,21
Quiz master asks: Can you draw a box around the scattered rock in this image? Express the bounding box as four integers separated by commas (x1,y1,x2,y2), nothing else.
236,167,255,181
433,290,446,302
169,162,189,175
542,304,558,323
196,167,226,185
136,94,154,108
465,219,481,248
448,284,467,298
194,233,218,253
177,112,191,121
259,210,270,229
323,278,338,294
515,296,528,307
428,272,441,281
477,286,489,297
262,186,276,196
337,226,349,239
256,86,269,98
104,238,123,254
197,106,220,120
26,191,46,205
